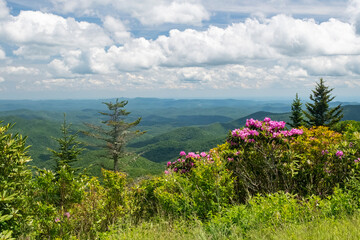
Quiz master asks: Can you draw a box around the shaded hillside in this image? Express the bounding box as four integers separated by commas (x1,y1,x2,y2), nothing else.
130,111,291,163
139,115,233,127
129,126,225,163
343,105,360,121
220,111,291,130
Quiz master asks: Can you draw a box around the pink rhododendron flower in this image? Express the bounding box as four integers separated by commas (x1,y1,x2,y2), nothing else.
167,161,172,167
64,212,70,219
164,170,170,174
336,151,344,158
321,150,329,155
200,152,207,157
264,117,271,122
55,218,60,223
179,151,186,156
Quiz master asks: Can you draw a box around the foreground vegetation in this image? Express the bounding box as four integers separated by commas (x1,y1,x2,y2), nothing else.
1,114,360,239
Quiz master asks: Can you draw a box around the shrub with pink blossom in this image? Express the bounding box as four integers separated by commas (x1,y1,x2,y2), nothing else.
220,117,304,202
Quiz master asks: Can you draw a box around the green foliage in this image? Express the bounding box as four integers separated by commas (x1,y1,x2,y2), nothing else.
85,99,145,171
1,103,360,239
303,78,344,127
101,169,128,228
132,153,234,220
31,167,86,238
0,122,32,238
289,93,304,128
289,126,360,196
48,114,83,175
222,118,302,201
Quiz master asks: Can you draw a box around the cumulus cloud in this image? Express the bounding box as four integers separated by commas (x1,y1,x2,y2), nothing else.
0,66,40,75
103,16,131,43
87,14,360,73
0,47,5,59
133,1,209,25
347,0,360,34
49,0,210,25
89,38,166,73
1,1,360,98
0,76,4,83
0,10,112,59
0,0,9,19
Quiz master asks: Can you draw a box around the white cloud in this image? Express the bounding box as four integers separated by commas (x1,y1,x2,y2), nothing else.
299,56,350,76
0,66,40,75
87,14,360,73
0,10,112,59
347,0,360,34
133,1,210,25
49,0,210,25
1,1,360,99
0,0,9,19
0,76,4,83
0,46,5,59
89,38,166,73
103,16,131,43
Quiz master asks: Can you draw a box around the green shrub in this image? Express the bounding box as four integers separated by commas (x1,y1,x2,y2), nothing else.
290,126,360,196
221,118,303,201
133,150,234,220
0,122,33,238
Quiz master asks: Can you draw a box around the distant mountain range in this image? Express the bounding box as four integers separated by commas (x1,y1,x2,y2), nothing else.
1,99,359,177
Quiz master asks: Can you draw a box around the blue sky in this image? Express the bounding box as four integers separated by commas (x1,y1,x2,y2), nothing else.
0,0,359,100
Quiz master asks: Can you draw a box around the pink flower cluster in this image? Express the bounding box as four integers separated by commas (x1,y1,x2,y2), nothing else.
231,128,259,139
336,150,344,159
228,117,303,147
165,151,211,174
246,117,286,132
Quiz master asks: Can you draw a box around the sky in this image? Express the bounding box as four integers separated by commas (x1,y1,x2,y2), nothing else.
0,0,360,100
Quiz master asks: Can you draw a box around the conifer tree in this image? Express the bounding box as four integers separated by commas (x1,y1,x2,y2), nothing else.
49,114,83,173
289,93,304,128
303,78,343,127
85,99,145,171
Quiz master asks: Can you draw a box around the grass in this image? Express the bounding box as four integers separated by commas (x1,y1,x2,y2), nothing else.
248,213,360,240
100,212,360,240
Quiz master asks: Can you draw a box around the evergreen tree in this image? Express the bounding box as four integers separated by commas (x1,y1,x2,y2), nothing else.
289,93,304,128
85,99,145,171
303,78,343,127
48,114,83,173
47,115,84,208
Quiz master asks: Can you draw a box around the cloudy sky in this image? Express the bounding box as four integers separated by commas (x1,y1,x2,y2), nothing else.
0,0,360,100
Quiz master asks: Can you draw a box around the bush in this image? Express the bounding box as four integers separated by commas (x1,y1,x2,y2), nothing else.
0,122,33,238
220,117,303,201
290,126,360,196
219,118,360,199
132,150,234,220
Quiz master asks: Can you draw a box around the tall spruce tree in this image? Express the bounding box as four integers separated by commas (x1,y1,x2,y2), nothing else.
303,78,343,127
49,114,83,173
289,93,304,128
85,99,145,171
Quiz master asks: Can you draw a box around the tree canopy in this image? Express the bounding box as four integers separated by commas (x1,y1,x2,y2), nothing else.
303,78,343,127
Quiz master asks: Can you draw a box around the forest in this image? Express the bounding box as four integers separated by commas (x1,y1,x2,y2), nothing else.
1,80,360,239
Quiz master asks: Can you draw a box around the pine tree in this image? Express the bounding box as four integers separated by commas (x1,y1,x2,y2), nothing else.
48,114,83,173
303,78,343,127
85,99,145,171
289,93,304,128
46,115,84,209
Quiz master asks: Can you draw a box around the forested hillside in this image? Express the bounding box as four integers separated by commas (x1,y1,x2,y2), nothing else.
1,99,360,177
